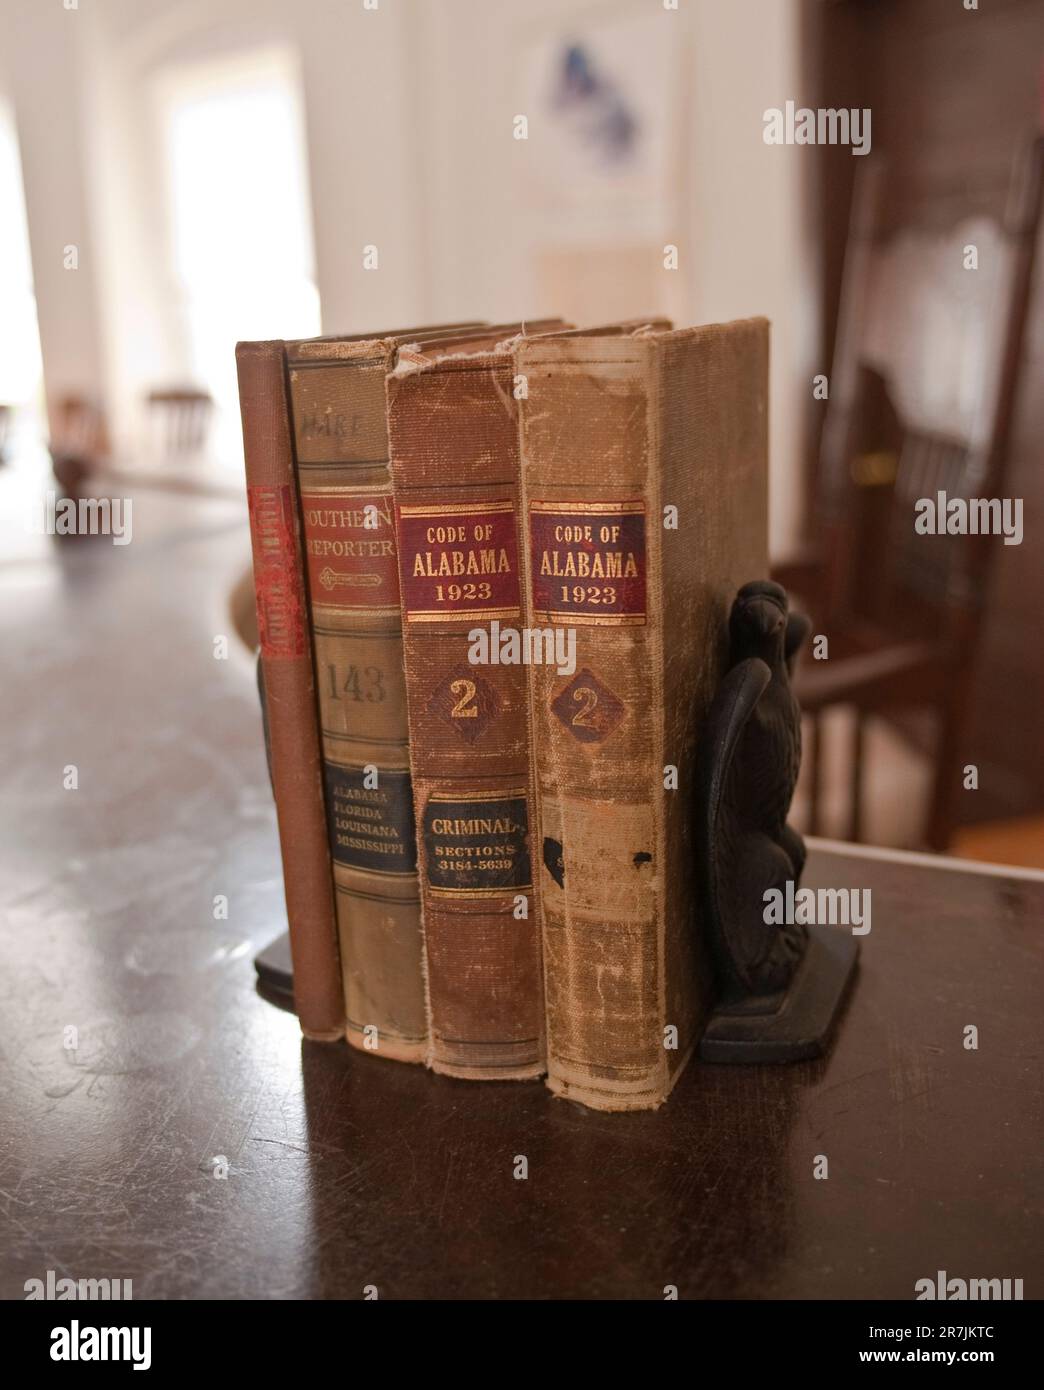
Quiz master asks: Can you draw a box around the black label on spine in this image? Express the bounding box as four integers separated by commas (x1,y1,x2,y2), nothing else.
422,794,531,895
323,763,417,875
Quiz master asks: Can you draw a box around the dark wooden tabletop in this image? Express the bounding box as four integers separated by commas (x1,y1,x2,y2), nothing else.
1,476,1041,1300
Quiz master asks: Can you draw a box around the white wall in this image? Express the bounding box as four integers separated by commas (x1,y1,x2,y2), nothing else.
0,0,816,551
1,1,107,431
686,0,819,556
410,0,818,555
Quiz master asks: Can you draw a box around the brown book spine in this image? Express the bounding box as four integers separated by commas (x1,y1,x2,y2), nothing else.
235,340,344,1040
517,321,769,1109
286,342,427,1063
387,353,544,1079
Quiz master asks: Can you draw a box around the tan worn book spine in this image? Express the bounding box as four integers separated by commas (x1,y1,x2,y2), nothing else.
386,349,545,1079
286,338,428,1063
236,339,344,1041
517,320,769,1110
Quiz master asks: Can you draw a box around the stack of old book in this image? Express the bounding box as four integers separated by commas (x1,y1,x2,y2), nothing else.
237,316,768,1112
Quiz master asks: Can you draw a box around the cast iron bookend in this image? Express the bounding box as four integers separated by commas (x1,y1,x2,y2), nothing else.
696,580,858,1063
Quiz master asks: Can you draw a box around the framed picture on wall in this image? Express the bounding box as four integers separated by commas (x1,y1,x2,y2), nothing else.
511,0,689,324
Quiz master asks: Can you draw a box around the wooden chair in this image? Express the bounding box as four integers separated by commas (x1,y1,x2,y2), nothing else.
48,393,110,494
146,387,213,457
775,134,1044,850
50,393,108,456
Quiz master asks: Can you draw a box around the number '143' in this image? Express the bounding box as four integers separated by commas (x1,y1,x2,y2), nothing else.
326,664,386,702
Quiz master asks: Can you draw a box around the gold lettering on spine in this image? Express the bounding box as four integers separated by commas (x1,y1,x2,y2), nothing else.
411,548,512,578
429,816,520,836
538,550,639,579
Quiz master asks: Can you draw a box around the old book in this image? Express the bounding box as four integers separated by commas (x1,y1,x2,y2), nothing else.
385,329,556,1080
284,324,486,1063
236,339,344,1040
385,321,659,1079
516,319,770,1110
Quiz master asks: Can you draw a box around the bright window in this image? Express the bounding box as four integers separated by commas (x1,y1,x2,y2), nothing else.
0,100,44,454
155,45,320,464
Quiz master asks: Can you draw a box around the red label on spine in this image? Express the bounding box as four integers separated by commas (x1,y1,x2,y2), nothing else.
299,487,400,614
247,484,307,658
397,501,521,623
529,501,647,625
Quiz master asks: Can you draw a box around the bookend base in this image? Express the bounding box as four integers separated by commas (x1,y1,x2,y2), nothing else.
254,931,294,997
700,922,859,1063
253,661,295,1000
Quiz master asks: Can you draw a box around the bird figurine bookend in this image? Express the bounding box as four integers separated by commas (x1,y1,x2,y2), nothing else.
695,580,859,1063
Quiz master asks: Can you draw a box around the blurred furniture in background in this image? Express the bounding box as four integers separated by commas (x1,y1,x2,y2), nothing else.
47,392,109,495
146,386,213,458
230,563,259,653
796,0,1044,851
777,135,1044,850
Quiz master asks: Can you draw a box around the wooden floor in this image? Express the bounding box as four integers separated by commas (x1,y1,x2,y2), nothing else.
1,468,1041,1299
953,816,1044,871
791,707,1044,871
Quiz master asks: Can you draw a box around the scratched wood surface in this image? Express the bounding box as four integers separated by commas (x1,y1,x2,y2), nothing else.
1,479,1041,1299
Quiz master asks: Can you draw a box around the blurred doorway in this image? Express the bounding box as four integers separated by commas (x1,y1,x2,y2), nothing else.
154,44,321,470
0,99,44,467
